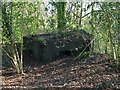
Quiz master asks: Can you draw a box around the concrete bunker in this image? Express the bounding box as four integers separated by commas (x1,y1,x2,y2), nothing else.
23,29,93,64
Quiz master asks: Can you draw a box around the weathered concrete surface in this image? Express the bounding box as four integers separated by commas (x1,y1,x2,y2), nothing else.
23,29,93,63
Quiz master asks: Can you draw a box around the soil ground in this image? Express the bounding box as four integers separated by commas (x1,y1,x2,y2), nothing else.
0,53,120,90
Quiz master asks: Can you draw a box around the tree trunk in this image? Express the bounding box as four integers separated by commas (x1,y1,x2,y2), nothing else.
57,2,66,31
2,2,13,45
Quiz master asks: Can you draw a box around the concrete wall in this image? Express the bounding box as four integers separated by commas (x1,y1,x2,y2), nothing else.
23,29,93,64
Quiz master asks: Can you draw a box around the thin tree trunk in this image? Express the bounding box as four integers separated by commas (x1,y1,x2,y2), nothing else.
57,2,66,31
90,2,95,52
79,2,82,28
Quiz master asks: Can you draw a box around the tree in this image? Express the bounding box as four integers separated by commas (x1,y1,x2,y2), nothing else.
56,2,66,31
2,2,23,74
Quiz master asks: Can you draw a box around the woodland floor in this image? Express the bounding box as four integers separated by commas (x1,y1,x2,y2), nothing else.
0,53,120,90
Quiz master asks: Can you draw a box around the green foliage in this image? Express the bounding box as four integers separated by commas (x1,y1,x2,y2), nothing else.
34,37,47,46
2,1,120,69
